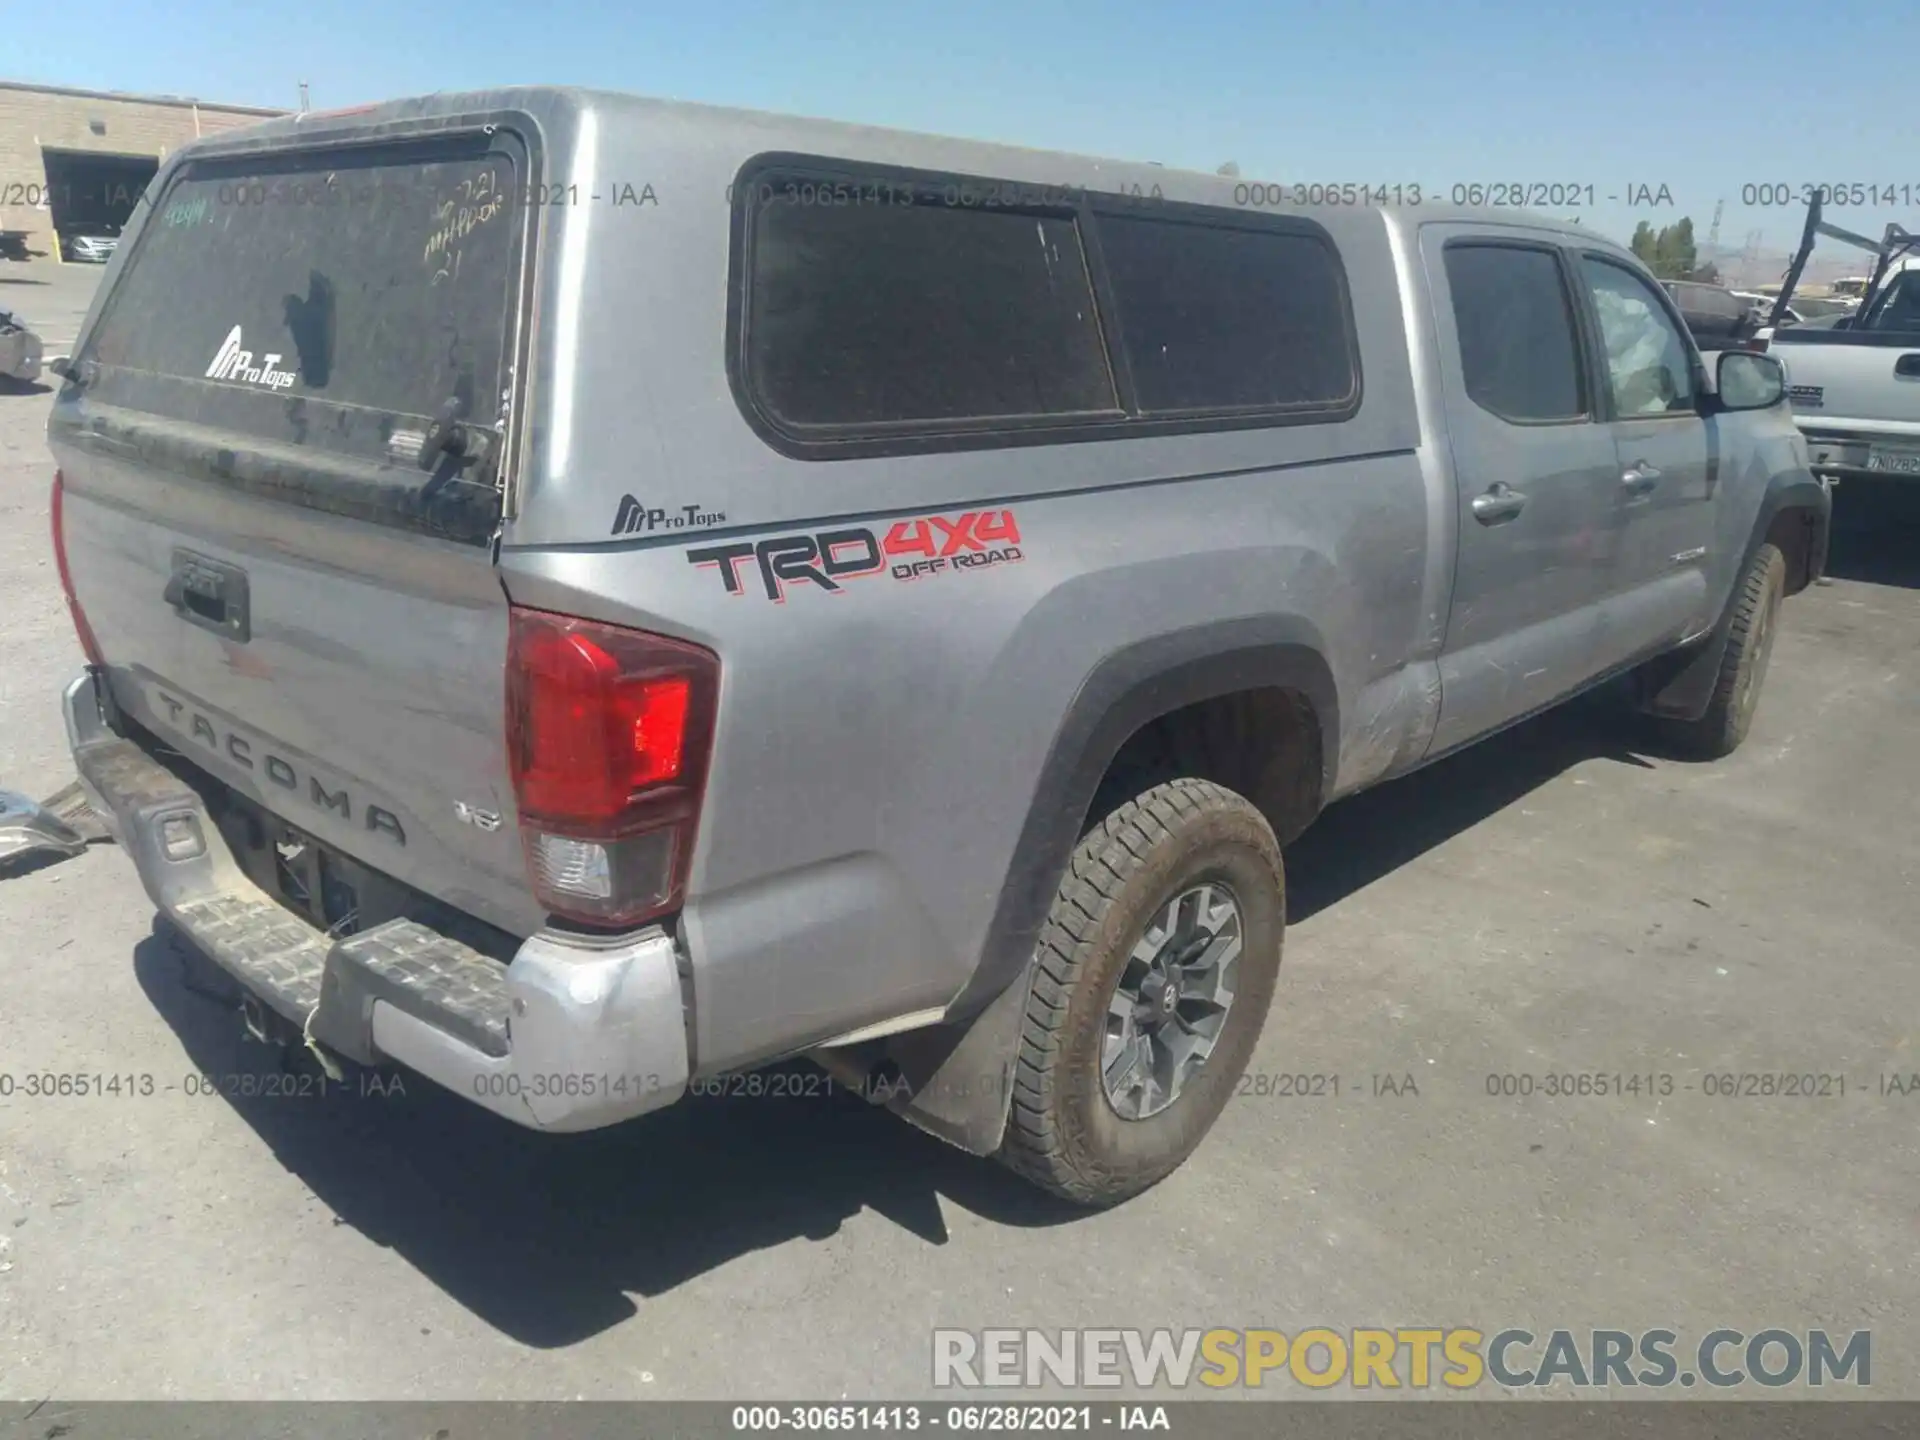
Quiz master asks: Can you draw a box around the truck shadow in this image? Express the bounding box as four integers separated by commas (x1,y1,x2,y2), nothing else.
1822,480,1920,588
1288,696,1653,923
132,928,1082,1348
130,692,1654,1347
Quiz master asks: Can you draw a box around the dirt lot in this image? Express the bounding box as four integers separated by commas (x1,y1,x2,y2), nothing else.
1,258,1916,1401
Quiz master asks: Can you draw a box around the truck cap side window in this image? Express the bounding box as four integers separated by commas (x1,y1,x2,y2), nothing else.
1580,257,1696,417
744,193,1118,432
732,158,1361,456
1091,213,1356,416
1443,242,1587,424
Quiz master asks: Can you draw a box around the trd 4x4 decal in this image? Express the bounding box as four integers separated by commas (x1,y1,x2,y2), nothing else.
688,509,1023,603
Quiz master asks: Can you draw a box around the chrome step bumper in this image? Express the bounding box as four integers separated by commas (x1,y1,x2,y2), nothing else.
62,667,691,1132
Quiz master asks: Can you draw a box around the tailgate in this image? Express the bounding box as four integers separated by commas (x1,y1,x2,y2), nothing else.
47,127,544,937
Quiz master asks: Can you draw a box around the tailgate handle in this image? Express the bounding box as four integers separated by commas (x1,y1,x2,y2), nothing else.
164,551,251,644
1896,354,1920,379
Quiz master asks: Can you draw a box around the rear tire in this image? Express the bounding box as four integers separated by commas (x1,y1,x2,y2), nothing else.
995,778,1284,1206
1656,542,1786,759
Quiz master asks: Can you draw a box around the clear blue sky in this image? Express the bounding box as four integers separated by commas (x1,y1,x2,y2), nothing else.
10,0,1914,265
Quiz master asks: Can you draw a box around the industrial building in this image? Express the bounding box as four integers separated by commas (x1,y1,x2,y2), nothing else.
0,80,283,260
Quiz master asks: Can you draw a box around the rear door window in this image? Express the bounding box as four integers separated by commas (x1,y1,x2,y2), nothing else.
1444,243,1587,423
80,133,524,532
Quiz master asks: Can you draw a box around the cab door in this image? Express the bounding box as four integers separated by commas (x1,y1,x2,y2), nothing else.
1420,227,1624,754
1573,253,1717,655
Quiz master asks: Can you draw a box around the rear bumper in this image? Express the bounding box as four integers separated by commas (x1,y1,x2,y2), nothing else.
1795,427,1920,482
64,669,690,1132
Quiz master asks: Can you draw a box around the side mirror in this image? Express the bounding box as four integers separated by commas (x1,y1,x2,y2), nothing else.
1717,349,1786,411
47,355,72,379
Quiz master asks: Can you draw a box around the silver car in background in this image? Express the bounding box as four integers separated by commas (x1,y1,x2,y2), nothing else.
61,230,119,263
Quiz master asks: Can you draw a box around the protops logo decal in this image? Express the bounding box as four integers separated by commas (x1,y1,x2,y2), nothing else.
203,326,297,390
612,495,728,536
687,509,1023,603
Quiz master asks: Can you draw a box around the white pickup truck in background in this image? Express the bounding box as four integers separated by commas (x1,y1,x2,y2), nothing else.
1767,206,1920,483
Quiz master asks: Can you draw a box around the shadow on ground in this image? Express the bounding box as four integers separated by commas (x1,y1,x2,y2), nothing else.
1823,479,1920,588
135,927,1080,1349
1286,696,1655,923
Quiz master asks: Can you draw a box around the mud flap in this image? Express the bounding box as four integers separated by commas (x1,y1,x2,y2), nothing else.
1636,628,1729,724
1642,478,1830,723
878,962,1033,1156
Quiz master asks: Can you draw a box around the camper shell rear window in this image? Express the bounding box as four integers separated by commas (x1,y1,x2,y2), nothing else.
76,129,528,541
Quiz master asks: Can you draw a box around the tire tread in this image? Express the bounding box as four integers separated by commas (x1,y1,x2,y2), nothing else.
1659,542,1786,759
998,778,1267,1204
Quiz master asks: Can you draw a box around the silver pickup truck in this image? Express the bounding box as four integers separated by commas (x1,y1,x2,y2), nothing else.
1773,264,1920,481
34,88,1828,1206
1767,206,1920,482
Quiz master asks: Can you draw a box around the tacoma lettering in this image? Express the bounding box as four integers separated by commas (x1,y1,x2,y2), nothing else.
152,691,407,845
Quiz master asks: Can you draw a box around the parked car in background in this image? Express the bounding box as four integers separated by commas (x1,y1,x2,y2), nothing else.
1769,201,1920,482
1663,279,1763,351
0,308,44,387
1794,296,1858,320
59,228,119,263
1734,291,1803,326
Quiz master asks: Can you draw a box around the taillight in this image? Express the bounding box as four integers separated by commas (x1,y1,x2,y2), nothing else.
505,606,719,929
50,470,104,666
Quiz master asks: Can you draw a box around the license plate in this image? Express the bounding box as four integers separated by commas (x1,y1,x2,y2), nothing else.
1867,448,1920,475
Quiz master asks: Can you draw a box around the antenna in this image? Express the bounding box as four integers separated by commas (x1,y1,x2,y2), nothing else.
298,81,310,113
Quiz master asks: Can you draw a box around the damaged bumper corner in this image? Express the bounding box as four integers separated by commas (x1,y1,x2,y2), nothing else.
0,675,116,866
0,786,99,866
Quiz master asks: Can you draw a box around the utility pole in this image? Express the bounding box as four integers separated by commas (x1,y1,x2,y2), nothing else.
297,82,310,113
1707,197,1724,252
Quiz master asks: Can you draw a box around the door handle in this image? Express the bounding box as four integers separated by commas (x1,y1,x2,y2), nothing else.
1470,482,1527,524
1621,462,1662,492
